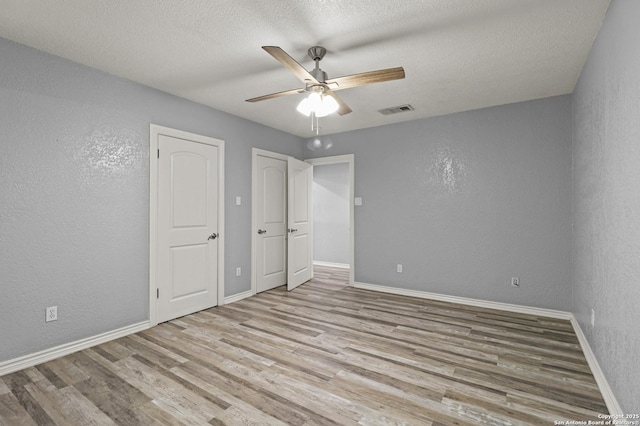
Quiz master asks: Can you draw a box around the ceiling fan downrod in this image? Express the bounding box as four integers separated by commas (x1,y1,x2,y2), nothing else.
308,46,328,83
305,48,326,135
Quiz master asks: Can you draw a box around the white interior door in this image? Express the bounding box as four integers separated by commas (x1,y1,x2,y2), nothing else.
156,134,220,322
287,157,313,291
256,155,287,293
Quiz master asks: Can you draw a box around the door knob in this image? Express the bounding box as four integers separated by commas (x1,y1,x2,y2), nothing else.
288,228,298,233
208,233,218,240
258,229,266,235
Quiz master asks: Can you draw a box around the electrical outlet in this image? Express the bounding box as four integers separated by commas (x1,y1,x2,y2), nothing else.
46,306,57,322
236,267,242,277
511,277,520,287
397,264,403,273
591,308,595,327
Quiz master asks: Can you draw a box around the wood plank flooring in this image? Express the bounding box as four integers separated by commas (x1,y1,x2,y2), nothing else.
0,266,608,425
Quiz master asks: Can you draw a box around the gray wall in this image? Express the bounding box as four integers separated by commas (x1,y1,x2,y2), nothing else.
306,96,573,310
0,37,302,363
4,5,637,409
313,163,350,265
572,0,640,413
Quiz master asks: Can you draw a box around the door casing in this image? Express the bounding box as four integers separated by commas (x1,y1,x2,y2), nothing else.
149,124,225,327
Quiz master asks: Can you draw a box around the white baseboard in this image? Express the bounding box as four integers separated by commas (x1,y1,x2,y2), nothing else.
0,288,255,377
313,261,350,269
570,317,623,415
1,284,622,415
353,281,572,319
353,281,622,414
0,321,150,377
224,289,253,305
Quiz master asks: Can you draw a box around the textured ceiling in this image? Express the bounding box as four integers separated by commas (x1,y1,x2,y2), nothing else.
0,0,610,137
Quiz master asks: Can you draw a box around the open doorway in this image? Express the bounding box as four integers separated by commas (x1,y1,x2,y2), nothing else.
306,154,354,285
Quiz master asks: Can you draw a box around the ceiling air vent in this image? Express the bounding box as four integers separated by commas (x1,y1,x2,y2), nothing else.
378,104,414,115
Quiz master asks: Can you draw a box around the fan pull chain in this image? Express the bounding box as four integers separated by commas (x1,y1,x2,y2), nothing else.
311,112,320,135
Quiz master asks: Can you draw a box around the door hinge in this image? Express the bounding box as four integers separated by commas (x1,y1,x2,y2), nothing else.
157,288,159,299
157,149,160,159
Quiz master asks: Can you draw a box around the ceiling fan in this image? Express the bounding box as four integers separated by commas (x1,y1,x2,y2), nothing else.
246,46,405,117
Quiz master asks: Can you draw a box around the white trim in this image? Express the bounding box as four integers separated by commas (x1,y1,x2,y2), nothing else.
353,281,572,319
149,124,225,327
251,148,290,297
149,126,159,326
570,317,623,415
353,280,623,413
0,321,149,376
306,154,355,286
305,154,354,166
313,260,350,269
224,290,253,305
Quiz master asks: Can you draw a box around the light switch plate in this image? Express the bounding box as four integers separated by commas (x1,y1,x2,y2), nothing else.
354,197,363,206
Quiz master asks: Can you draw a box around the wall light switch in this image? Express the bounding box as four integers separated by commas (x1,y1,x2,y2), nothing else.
354,197,363,206
235,196,241,206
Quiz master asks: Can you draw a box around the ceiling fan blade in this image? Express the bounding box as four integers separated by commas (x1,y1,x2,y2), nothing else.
325,90,352,116
326,67,405,91
246,87,305,103
262,46,319,85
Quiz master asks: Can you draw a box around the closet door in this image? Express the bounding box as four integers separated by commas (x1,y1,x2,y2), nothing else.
255,155,287,293
287,157,313,291
156,133,222,322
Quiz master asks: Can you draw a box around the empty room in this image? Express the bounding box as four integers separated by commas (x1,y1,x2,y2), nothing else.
1,0,638,424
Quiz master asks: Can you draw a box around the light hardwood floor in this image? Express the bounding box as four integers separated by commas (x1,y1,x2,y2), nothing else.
1,266,608,425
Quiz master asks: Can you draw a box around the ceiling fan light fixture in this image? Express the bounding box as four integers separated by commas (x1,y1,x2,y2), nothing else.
297,90,339,118
307,91,323,111
316,94,339,117
296,97,313,116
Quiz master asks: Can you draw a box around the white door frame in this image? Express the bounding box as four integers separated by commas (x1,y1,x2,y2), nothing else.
149,124,225,327
306,154,355,286
251,148,289,295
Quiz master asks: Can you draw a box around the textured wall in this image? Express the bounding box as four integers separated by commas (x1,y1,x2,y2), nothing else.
305,96,573,310
572,0,640,412
0,37,302,362
313,163,350,265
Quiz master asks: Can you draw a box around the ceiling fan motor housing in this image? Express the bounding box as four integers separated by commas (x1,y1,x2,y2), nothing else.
310,68,328,83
